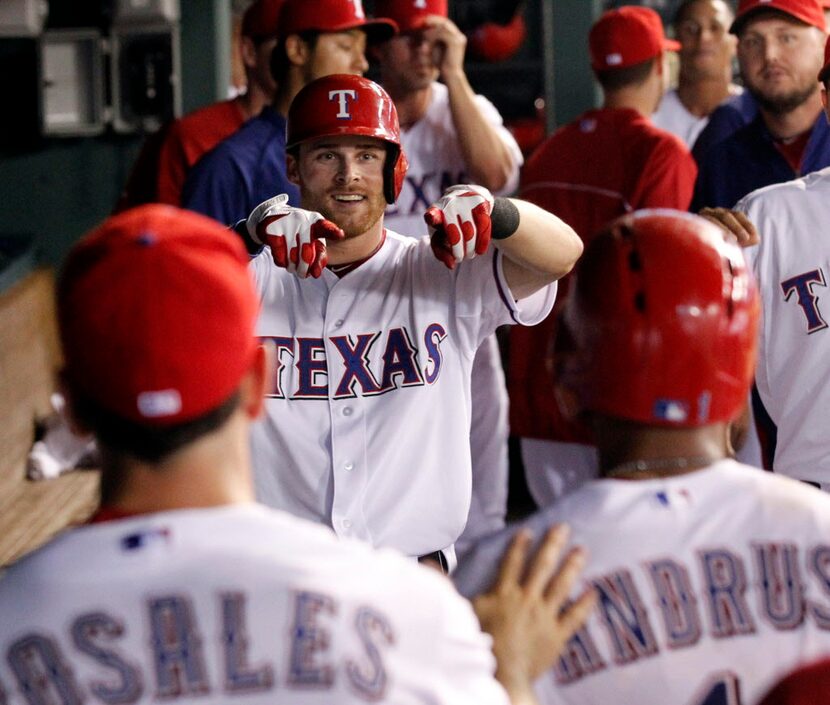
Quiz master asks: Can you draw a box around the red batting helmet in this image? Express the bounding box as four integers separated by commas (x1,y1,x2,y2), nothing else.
286,73,408,204
560,209,759,427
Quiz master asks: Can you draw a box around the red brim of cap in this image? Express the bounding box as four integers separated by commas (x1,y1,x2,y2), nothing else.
664,38,681,51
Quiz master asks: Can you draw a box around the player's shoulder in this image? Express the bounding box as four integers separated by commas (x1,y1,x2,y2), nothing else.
715,460,830,522
736,166,830,214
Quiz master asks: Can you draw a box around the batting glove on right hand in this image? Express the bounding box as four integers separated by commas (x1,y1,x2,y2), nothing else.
246,194,345,279
424,184,494,270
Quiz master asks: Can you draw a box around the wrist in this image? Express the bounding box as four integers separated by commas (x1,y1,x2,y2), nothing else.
491,198,520,240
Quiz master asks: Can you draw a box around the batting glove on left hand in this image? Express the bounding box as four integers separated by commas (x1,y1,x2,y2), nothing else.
424,184,494,269
246,194,345,279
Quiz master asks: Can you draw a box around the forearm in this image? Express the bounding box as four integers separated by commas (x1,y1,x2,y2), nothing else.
444,70,517,192
495,199,583,300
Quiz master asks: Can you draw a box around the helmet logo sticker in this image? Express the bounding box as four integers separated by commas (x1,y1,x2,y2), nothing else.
653,399,689,423
329,89,358,119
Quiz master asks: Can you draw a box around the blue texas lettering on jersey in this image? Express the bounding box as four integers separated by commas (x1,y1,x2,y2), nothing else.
261,324,447,400
386,170,467,217
553,542,830,687
3,590,394,703
781,267,829,334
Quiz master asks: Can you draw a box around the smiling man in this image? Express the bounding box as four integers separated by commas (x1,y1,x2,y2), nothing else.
241,74,582,571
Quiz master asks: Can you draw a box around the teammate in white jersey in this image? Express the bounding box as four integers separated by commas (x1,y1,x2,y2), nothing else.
372,0,524,556
454,209,830,705
701,35,830,485
242,74,581,570
651,0,742,148
0,204,594,705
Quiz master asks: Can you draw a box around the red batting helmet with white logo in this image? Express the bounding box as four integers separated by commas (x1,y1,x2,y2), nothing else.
560,210,759,427
286,73,408,204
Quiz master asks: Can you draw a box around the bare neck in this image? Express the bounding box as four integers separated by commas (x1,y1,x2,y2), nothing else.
385,82,432,130
594,417,730,480
603,87,656,119
676,72,735,118
760,89,823,141
236,82,273,121
325,218,386,266
273,70,306,116
99,412,256,514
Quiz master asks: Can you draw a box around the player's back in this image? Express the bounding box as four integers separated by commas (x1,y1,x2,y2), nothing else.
0,503,507,705
455,460,830,705
520,107,695,241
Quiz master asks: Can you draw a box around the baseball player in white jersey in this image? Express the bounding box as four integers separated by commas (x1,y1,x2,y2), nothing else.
0,204,594,705
699,35,830,485
371,0,524,556
241,74,581,570
454,210,830,705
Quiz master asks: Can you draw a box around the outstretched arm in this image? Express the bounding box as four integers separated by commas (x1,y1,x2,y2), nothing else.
425,185,582,300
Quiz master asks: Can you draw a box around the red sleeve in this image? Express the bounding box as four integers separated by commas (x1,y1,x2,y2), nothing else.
155,120,189,206
632,135,698,211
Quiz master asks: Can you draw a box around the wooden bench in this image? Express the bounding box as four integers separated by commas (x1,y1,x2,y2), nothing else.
0,269,99,568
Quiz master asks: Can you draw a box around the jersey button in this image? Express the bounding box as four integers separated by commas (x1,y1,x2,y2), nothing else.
342,519,352,529
344,461,354,471
334,319,344,327
342,406,353,416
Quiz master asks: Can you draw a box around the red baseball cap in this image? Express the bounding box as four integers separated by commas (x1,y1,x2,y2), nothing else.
373,0,447,33
241,0,284,40
730,0,827,34
278,0,397,43
589,6,680,72
58,205,260,427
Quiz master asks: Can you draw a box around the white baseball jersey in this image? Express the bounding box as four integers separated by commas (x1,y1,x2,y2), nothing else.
651,89,711,149
382,80,522,555
737,167,830,483
455,459,830,705
250,232,556,557
0,504,510,705
385,81,523,235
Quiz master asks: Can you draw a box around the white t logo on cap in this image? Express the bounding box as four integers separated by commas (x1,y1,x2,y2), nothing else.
350,0,366,19
414,0,428,8
606,53,623,66
329,89,358,118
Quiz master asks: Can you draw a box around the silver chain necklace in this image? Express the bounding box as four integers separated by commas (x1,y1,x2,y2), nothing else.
605,455,717,479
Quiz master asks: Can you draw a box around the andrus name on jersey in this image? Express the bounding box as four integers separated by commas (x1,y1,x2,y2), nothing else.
386,171,466,218
3,590,394,703
553,542,830,685
261,323,447,399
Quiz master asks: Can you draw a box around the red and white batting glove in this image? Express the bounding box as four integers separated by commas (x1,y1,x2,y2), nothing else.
424,184,495,270
246,194,345,279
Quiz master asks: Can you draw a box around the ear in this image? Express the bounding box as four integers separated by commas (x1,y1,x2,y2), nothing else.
239,342,274,420
283,33,310,68
654,51,666,77
240,35,258,70
57,372,93,437
286,152,301,186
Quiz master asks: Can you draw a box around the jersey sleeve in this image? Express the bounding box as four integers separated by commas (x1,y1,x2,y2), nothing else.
155,120,190,206
430,579,511,705
453,249,557,351
473,94,524,196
